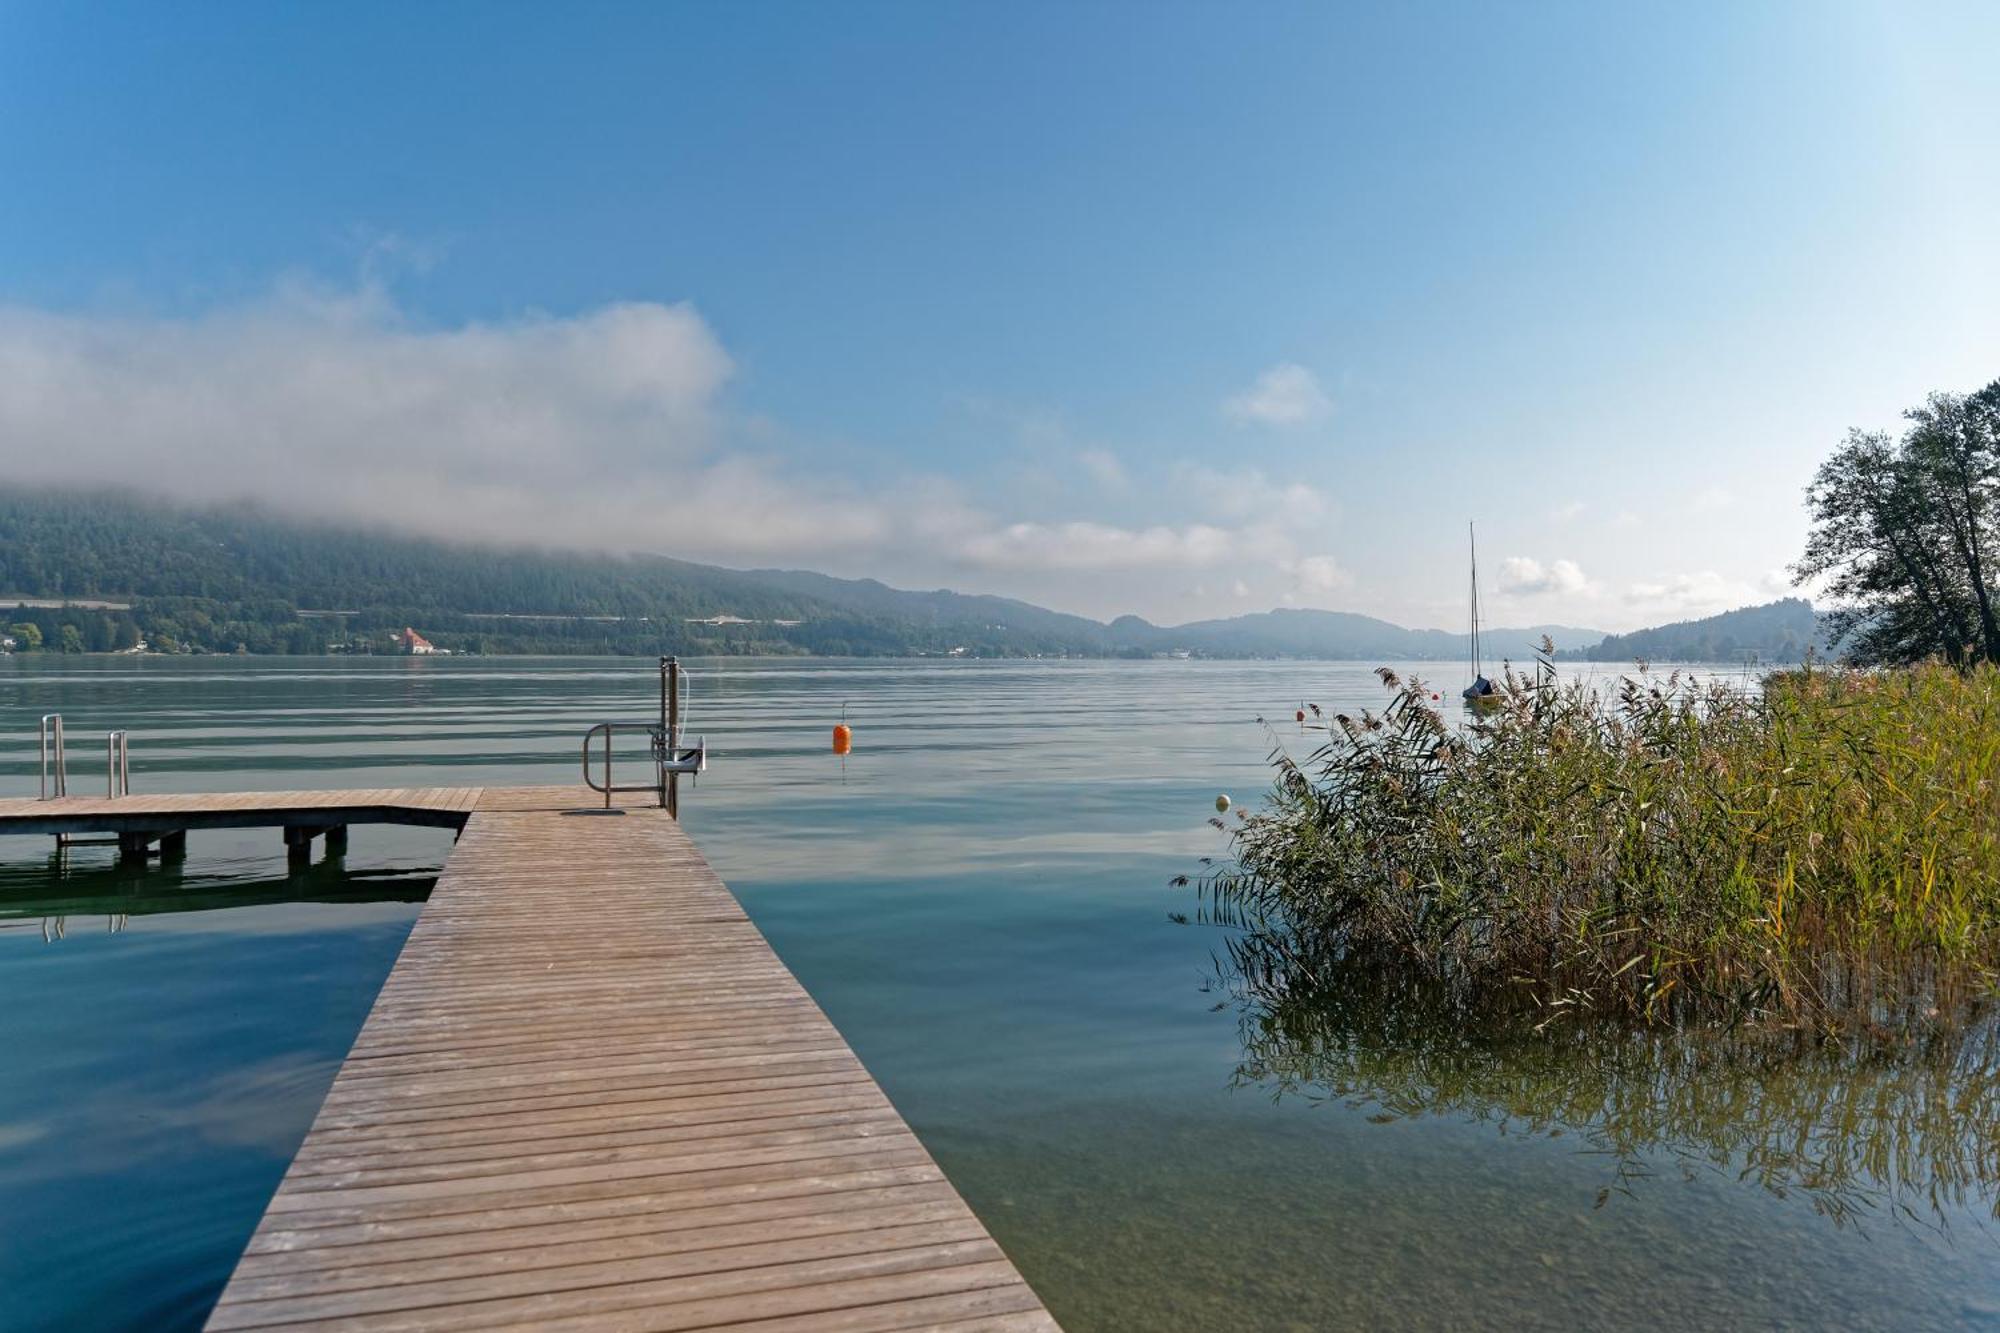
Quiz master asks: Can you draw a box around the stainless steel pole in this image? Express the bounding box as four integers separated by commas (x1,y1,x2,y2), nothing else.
41,715,66,799
665,656,680,818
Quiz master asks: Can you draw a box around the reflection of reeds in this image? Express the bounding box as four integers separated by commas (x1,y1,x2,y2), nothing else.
1220,955,2000,1233
1190,651,2000,1032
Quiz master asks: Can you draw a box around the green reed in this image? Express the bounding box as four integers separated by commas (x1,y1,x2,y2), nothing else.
1192,652,2000,1033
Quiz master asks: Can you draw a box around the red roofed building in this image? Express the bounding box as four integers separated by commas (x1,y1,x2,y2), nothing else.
397,627,438,655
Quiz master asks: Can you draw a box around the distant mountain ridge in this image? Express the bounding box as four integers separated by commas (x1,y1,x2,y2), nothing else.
738,573,1603,659
0,486,1692,659
1127,607,1604,661
739,567,1113,642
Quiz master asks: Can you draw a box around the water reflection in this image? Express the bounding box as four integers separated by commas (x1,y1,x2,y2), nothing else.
0,853,433,929
1218,957,2000,1238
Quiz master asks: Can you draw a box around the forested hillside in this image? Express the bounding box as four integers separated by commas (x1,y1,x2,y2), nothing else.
0,489,1065,656
1562,598,1823,664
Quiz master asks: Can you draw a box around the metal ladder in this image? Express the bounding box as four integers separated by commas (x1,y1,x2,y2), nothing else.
39,715,133,800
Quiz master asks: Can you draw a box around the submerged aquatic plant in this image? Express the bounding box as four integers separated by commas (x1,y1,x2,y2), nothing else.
1212,956,2000,1235
1191,651,2000,1034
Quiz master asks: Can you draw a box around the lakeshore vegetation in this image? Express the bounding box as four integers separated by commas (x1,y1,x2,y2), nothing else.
1198,375,2000,1036
1197,655,2000,1034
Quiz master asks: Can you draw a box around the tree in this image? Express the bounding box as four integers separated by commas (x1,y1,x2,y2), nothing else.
58,624,86,654
1796,378,2000,666
8,622,40,651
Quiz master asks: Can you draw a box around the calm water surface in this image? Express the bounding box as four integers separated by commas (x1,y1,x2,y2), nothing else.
1,655,1996,1331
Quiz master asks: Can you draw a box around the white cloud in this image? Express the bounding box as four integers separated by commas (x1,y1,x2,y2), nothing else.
1077,447,1127,490
1624,570,1763,617
1549,500,1585,522
1498,556,1591,596
957,521,1235,573
0,282,1370,623
1224,362,1330,426
1692,486,1737,512
1289,554,1351,593
0,284,874,557
0,286,1020,573
1170,462,1329,529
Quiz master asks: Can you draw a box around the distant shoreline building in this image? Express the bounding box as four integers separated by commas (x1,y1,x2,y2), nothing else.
684,614,805,628
397,627,439,655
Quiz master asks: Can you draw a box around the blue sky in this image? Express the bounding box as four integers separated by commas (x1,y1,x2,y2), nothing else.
3,2,1997,630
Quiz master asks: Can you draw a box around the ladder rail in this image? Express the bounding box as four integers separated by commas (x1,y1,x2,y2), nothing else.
106,730,131,798
39,714,65,800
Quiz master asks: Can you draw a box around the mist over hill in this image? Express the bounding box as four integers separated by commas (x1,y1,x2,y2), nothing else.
0,487,1636,659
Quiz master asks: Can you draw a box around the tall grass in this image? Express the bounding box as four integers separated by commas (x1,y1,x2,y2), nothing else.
1192,652,2000,1034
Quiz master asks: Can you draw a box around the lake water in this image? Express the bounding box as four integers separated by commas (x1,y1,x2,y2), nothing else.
1,655,1996,1331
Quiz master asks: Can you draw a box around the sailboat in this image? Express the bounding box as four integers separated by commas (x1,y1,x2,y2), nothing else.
1462,522,1499,709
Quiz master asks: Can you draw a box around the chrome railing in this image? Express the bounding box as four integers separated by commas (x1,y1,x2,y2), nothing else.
39,715,65,799
581,657,706,814
37,716,135,800
106,730,131,798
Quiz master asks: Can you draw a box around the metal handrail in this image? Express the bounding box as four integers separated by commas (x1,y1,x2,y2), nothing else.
39,715,65,800
582,722,660,800
579,657,707,814
580,721,706,808
106,730,131,798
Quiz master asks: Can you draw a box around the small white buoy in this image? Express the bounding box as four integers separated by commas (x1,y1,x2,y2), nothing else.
1215,794,1231,813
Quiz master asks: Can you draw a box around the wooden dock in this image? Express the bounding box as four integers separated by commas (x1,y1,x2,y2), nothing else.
0,786,1056,1331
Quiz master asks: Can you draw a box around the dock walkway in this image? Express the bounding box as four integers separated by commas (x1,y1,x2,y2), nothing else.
0,786,1055,1331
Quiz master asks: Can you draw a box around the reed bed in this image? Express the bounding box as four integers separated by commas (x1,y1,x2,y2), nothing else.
1192,653,2000,1034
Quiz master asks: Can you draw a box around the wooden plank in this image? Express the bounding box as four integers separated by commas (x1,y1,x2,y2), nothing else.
202,804,1055,1331
229,1183,968,1280
237,1167,955,1262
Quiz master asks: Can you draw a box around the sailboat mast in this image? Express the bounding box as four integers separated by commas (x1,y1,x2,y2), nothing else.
1468,521,1480,678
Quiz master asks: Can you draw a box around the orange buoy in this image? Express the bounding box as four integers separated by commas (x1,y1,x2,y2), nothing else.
832,723,853,755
